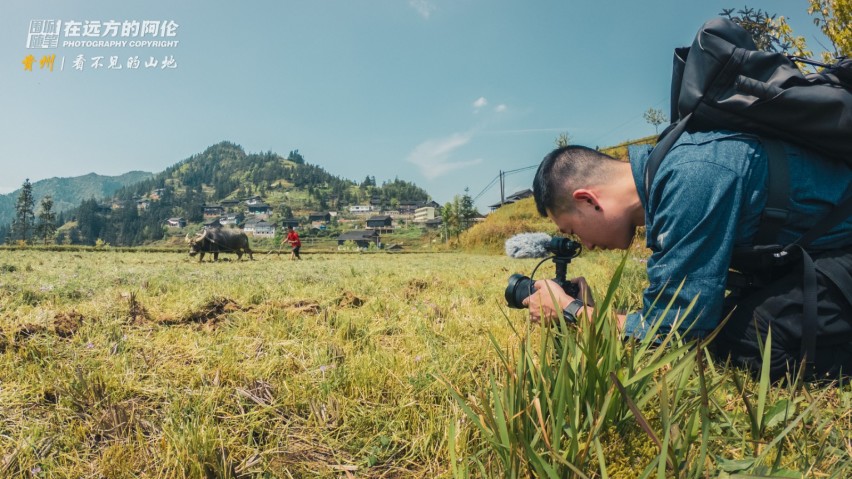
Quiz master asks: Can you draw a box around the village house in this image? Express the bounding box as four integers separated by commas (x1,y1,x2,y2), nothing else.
136,199,151,211
165,217,186,228
281,218,300,229
366,215,393,233
251,220,276,238
488,189,533,211
308,212,331,226
242,217,260,235
247,202,272,219
203,204,225,218
337,229,380,249
397,201,421,215
348,205,373,214
219,212,244,226
244,195,264,206
424,218,442,229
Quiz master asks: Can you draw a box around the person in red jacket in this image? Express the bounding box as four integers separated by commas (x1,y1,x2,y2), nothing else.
284,226,302,260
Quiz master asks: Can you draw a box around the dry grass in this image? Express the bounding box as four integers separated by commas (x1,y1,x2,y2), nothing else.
0,249,848,478
0,249,626,477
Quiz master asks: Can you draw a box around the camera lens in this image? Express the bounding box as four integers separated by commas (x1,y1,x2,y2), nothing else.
505,273,535,309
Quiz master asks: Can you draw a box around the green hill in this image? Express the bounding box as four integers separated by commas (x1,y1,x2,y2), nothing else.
0,171,154,226
34,141,433,246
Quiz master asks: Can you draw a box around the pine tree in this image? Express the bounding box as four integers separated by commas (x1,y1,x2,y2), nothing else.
36,195,57,245
11,178,35,244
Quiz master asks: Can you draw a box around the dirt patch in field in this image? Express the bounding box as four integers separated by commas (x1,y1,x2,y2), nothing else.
5,318,78,350
280,299,322,316
14,323,48,341
337,291,364,308
266,432,352,477
404,278,436,300
160,297,243,328
54,310,84,338
253,299,322,319
186,297,242,324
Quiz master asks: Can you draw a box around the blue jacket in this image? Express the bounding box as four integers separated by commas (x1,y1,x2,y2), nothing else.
624,130,852,339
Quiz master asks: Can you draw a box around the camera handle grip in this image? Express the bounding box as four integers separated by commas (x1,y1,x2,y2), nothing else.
563,281,580,299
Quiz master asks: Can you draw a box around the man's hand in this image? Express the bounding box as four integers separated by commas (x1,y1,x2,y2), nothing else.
522,279,573,323
521,277,595,324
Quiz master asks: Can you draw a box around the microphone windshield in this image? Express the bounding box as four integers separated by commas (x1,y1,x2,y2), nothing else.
505,232,553,258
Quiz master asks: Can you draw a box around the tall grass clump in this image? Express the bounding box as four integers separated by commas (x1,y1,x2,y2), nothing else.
443,254,852,478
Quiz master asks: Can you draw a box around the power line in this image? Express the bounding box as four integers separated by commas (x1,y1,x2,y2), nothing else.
471,163,538,205
471,174,500,203
504,164,537,175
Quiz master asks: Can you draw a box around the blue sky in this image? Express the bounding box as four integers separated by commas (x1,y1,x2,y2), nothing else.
0,0,827,210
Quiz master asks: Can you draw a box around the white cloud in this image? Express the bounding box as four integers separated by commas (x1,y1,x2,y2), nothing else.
409,0,436,19
494,104,507,113
407,133,483,179
473,97,488,109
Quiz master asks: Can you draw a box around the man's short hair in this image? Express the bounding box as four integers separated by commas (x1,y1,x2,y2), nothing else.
532,145,617,217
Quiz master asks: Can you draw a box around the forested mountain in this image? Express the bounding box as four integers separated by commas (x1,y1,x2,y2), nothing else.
12,141,432,246
0,171,153,226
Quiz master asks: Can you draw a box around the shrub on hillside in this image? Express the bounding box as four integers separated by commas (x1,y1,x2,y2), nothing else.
460,198,558,253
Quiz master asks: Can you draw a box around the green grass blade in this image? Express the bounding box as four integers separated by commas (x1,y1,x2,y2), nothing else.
756,327,773,435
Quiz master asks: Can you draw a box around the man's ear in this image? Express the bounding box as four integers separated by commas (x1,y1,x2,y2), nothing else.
572,188,599,208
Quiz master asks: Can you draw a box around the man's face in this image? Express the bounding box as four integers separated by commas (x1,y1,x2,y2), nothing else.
547,204,635,251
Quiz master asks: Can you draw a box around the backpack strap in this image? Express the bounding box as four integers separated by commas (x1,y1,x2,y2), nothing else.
754,139,790,245
644,114,692,200
647,131,792,244
796,246,818,373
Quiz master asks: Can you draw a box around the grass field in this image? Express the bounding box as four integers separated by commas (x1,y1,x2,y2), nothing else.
0,249,849,478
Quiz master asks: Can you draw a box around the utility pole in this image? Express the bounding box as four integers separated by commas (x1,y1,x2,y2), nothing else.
499,170,505,206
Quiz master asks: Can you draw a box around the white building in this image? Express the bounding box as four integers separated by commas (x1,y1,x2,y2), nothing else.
252,221,276,238
348,205,373,214
414,206,437,223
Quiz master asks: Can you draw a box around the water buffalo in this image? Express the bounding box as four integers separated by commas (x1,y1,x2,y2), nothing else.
185,228,254,262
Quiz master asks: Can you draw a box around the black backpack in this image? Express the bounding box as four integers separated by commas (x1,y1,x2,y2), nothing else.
645,17,852,187
644,17,852,377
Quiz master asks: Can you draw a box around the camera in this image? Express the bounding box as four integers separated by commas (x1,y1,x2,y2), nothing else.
504,236,582,309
